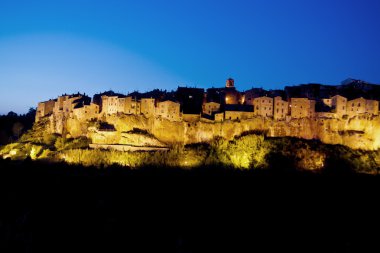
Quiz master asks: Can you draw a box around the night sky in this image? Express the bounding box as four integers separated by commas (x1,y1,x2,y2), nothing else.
1,0,380,114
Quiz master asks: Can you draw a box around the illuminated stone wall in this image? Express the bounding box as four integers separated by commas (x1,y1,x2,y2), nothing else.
36,100,55,122
253,96,273,117
44,108,380,150
273,96,288,120
290,98,315,119
140,98,155,117
72,103,99,121
156,101,181,121
224,111,254,121
203,102,220,115
182,114,200,122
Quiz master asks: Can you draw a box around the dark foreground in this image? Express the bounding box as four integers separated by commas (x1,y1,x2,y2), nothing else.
0,159,379,253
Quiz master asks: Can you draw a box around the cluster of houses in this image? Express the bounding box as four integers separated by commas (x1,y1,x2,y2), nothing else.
35,78,380,123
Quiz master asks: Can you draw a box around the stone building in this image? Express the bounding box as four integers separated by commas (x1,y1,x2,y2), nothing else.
223,104,254,121
273,96,288,120
331,95,347,118
92,91,125,113
244,88,267,106
365,99,379,116
206,78,243,107
321,95,347,118
347,97,366,117
214,112,224,122
53,95,66,114
124,96,141,115
253,96,273,117
290,98,315,119
347,97,379,117
203,102,220,115
73,103,99,121
156,100,181,121
36,100,56,122
117,97,127,113
54,94,84,115
101,95,120,114
224,78,243,105
224,111,254,121
140,98,155,117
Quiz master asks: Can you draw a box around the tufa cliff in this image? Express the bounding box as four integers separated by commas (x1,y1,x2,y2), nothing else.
47,113,380,151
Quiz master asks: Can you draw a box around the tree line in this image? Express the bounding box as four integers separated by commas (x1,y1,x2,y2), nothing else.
0,108,36,145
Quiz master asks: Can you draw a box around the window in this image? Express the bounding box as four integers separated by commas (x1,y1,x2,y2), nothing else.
358,103,361,107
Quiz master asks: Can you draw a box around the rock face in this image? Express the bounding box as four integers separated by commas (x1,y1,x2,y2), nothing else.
48,113,380,150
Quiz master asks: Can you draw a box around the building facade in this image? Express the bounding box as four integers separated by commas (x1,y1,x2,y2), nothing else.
290,98,315,119
273,96,288,120
253,96,273,117
36,100,56,122
156,101,181,121
203,102,220,115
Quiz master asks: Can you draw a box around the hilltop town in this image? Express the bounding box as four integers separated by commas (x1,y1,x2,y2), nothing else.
36,78,380,125
27,77,380,155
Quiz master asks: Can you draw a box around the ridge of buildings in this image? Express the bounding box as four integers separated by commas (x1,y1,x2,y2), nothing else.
35,78,380,123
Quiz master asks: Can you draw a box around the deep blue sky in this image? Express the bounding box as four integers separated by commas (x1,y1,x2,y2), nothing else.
1,0,380,114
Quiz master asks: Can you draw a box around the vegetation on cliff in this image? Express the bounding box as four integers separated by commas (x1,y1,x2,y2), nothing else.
2,128,380,174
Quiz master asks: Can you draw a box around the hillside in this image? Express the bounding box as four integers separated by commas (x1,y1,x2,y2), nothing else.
1,115,380,173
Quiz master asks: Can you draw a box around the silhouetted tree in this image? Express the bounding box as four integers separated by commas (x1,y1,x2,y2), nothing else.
7,111,17,117
12,122,24,139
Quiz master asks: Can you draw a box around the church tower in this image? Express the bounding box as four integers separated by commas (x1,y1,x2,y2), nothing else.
226,78,235,88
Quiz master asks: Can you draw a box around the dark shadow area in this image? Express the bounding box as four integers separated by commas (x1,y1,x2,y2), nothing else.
0,159,379,252
0,109,36,145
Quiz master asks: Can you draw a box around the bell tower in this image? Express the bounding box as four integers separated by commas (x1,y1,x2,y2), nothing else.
226,78,234,88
